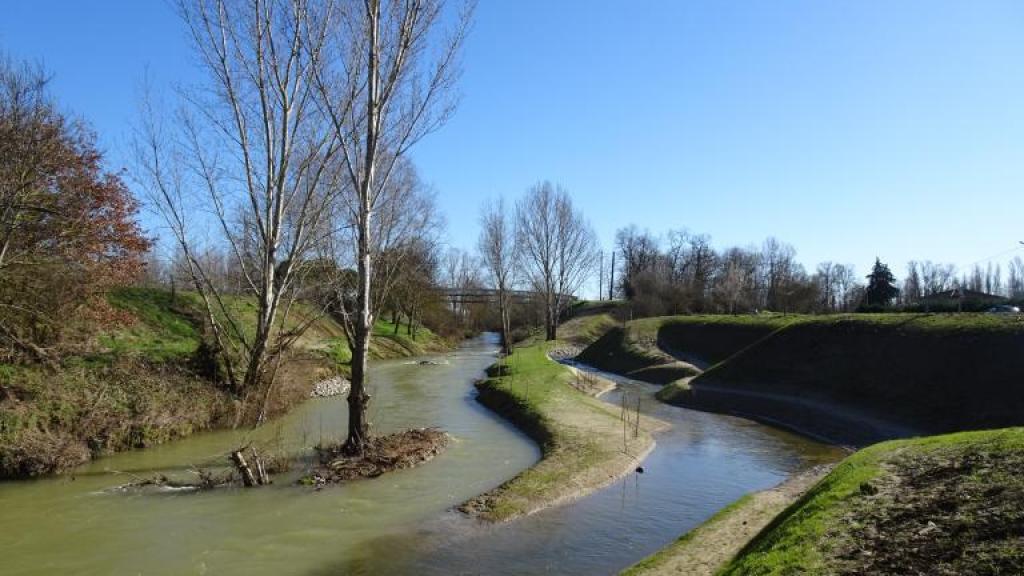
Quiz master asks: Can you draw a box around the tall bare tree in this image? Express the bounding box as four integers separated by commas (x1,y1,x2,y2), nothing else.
478,197,517,354
137,0,340,422
442,247,478,321
517,182,597,341
615,225,659,300
313,0,471,454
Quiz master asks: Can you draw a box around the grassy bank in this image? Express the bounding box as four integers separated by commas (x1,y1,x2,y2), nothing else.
577,313,1024,445
718,427,1024,575
572,312,1024,574
461,341,664,521
0,287,452,479
577,314,792,376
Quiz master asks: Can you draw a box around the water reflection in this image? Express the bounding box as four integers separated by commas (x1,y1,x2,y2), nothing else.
348,367,844,576
0,337,843,576
0,334,539,576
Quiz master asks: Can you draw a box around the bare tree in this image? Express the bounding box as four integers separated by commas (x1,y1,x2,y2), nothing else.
920,261,957,296
716,260,747,314
442,247,477,320
615,225,659,300
321,160,443,329
313,0,472,454
478,197,517,354
137,0,340,422
386,235,441,338
1008,257,1024,298
903,261,922,305
517,182,597,340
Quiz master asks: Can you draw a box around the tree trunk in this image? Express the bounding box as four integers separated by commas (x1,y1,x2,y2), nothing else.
503,309,512,354
345,209,373,455
344,0,378,457
243,287,275,400
545,298,558,341
345,319,371,455
497,290,510,354
609,252,616,300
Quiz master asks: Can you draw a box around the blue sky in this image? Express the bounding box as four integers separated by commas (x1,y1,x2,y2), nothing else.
3,1,1024,286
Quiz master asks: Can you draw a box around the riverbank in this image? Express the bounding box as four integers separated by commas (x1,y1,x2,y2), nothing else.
460,342,667,521
577,312,1024,575
719,427,1024,575
578,313,1024,446
0,287,453,479
621,464,835,576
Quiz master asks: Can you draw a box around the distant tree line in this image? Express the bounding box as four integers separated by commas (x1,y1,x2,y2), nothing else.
607,225,1024,316
902,258,1024,304
607,227,863,316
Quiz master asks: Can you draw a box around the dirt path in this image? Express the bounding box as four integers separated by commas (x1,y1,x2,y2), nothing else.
622,464,834,576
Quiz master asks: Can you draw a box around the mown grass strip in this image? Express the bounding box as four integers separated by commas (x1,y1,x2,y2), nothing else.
462,342,662,521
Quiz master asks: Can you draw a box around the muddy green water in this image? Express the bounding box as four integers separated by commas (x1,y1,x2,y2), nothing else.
0,334,844,575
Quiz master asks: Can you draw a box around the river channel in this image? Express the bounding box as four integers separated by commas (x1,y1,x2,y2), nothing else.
0,333,843,575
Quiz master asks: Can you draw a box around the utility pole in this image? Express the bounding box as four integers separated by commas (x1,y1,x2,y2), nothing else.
598,252,605,301
609,251,616,300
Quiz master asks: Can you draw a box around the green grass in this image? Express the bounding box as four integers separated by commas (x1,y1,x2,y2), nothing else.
576,325,701,384
626,311,1019,338
463,341,656,521
719,427,1024,575
99,287,446,367
100,288,203,360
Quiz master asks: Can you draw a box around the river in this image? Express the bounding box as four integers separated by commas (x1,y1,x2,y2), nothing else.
0,333,844,575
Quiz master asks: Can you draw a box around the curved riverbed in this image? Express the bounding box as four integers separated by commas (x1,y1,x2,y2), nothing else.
0,334,538,575
0,335,844,575
351,363,845,575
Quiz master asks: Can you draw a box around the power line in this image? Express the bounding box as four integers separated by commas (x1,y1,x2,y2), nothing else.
964,242,1024,269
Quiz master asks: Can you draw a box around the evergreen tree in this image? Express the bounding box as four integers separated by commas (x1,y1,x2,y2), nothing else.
865,258,900,307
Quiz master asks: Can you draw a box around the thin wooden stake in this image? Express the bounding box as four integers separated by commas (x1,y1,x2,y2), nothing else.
251,447,269,485
634,395,641,438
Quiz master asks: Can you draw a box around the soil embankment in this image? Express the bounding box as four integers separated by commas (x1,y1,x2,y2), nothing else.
718,427,1024,575
461,342,666,521
571,312,1024,575
578,313,1024,446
